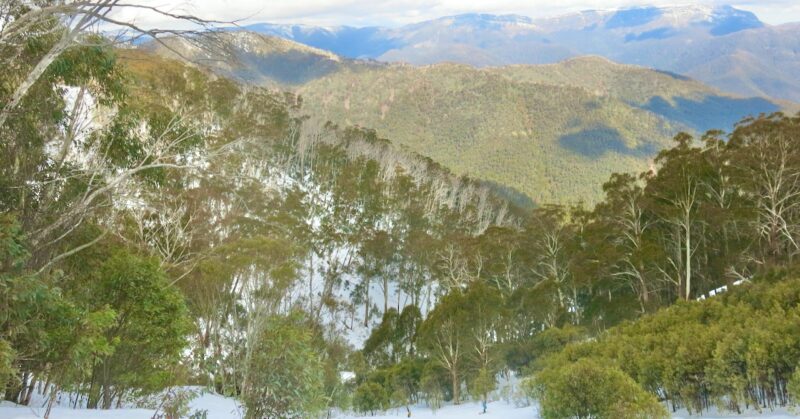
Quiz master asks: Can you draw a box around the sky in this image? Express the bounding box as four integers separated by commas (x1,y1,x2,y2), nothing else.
111,1,800,29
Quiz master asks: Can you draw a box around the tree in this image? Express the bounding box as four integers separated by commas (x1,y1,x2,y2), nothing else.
419,362,445,410
469,367,496,413
363,308,399,367
0,0,227,129
418,290,469,404
522,206,582,322
418,281,502,405
592,173,661,312
76,249,192,408
728,114,800,264
646,133,707,300
242,311,326,419
353,381,388,416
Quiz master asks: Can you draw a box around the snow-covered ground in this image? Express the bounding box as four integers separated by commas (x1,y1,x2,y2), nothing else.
0,388,242,419
1,391,796,419
339,403,799,419
671,406,798,419
337,401,537,418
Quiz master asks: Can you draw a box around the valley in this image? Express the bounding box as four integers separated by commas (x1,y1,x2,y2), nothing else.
147,31,790,205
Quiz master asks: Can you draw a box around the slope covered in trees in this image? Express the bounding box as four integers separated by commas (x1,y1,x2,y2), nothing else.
532,275,800,417
145,32,789,205
0,9,521,416
345,112,800,417
4,3,800,419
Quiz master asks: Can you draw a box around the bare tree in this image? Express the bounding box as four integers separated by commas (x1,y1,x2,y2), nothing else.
750,132,800,261
0,0,232,128
432,319,463,405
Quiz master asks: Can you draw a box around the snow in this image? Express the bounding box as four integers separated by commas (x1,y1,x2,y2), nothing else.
0,402,154,419
337,401,537,419
0,388,242,419
672,405,798,419
1,390,796,419
335,402,798,419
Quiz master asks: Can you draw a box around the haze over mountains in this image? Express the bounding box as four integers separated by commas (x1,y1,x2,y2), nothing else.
242,5,800,103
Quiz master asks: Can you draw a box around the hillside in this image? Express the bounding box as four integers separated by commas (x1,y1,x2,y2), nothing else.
297,62,677,205
140,31,383,86
242,6,800,102
144,32,786,205
295,56,786,204
8,4,800,419
491,56,786,133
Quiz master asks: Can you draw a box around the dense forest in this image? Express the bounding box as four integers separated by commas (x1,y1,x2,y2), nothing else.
147,31,789,207
3,2,800,419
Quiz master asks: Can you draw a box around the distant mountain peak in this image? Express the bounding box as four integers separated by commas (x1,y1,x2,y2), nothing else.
410,13,536,31
605,4,763,33
222,31,341,60
560,4,762,33
230,5,799,102
604,6,664,29
444,13,534,25
706,5,764,35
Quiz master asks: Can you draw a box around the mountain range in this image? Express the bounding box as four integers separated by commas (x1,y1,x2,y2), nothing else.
144,29,791,205
241,5,800,103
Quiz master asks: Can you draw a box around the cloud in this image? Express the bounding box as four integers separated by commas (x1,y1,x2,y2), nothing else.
108,0,800,29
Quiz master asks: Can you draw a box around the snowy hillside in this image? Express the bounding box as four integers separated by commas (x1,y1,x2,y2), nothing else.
3,396,798,419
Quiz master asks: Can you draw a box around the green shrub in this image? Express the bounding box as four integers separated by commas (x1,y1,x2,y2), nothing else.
353,381,388,415
419,363,445,410
789,368,800,403
469,367,496,405
83,250,192,407
531,358,668,419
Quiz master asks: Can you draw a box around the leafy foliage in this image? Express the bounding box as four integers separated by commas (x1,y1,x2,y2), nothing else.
536,276,800,414
530,358,668,419
242,311,326,419
353,381,388,415
4,6,800,419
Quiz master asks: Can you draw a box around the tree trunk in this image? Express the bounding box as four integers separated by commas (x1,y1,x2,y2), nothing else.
44,384,59,419
363,278,370,327
0,27,72,129
684,211,692,300
308,254,314,313
451,367,460,405
22,373,36,406
384,276,389,314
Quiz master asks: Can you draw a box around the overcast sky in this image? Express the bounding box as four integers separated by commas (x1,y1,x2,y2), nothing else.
112,1,800,29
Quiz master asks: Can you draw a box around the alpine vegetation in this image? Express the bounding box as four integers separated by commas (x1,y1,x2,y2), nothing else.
2,2,800,419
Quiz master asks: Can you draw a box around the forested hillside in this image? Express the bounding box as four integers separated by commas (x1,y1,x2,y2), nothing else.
146,32,788,206
0,12,517,416
344,113,800,418
4,3,800,419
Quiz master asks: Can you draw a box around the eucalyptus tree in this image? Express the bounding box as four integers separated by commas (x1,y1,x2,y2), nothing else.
0,0,227,129
728,114,800,265
645,133,709,300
